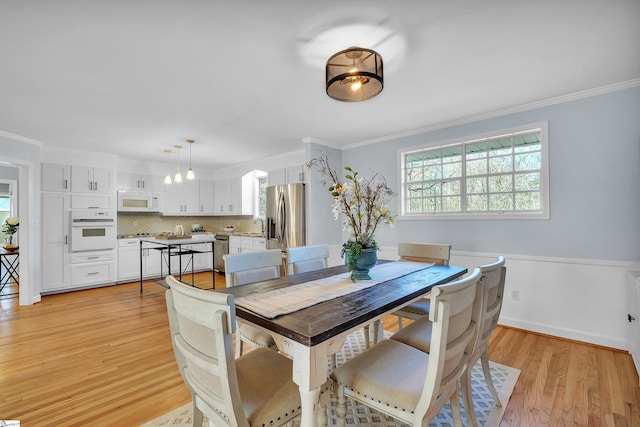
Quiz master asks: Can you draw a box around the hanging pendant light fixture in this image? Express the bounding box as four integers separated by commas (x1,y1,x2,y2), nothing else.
326,46,383,102
185,139,195,180
163,149,172,184
174,145,183,183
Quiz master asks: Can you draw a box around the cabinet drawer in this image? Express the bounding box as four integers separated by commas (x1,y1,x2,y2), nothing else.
118,238,140,247
70,252,114,264
71,263,113,286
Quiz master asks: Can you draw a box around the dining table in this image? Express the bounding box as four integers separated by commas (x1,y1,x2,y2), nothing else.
218,260,467,427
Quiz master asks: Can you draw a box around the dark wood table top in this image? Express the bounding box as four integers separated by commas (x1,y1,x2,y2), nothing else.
217,261,467,347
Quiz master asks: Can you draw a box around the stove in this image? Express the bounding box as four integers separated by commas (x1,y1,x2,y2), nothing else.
118,232,155,238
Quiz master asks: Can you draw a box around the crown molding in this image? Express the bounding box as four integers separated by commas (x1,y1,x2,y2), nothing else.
343,78,640,150
0,130,44,146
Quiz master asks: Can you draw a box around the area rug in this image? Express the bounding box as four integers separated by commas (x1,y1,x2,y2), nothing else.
141,330,520,427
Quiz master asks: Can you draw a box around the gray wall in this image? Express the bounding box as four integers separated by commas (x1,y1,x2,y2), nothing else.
341,86,640,261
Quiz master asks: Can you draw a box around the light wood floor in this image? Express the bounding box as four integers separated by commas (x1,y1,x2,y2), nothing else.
1,273,639,426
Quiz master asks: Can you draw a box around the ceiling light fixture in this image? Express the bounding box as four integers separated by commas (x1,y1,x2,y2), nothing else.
185,139,195,180
174,145,183,183
326,46,383,102
163,149,172,184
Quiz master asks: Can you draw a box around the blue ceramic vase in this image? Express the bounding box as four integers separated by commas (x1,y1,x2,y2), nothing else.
345,248,378,280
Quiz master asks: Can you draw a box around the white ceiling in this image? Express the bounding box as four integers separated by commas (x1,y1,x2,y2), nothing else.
1,1,639,170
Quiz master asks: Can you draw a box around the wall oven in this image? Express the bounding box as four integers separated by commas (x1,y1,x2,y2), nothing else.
70,210,117,252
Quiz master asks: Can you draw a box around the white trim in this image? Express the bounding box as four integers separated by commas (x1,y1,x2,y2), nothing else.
396,122,549,220
0,130,44,146
343,78,640,150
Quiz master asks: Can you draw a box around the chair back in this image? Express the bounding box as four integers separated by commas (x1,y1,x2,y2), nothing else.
164,275,246,427
286,244,329,275
416,268,484,418
475,256,506,355
398,242,451,266
224,249,283,287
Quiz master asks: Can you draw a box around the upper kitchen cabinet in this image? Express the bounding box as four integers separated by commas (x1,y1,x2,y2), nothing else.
267,164,306,186
214,177,243,215
71,166,114,194
198,179,216,214
117,172,162,192
41,163,70,192
163,179,213,215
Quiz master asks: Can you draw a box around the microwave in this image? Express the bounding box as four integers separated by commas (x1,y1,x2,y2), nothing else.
117,191,162,212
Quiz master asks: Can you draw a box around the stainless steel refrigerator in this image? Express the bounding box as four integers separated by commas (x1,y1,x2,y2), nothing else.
266,183,305,251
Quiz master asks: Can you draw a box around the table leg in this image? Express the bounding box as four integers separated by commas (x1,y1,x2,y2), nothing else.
299,388,321,427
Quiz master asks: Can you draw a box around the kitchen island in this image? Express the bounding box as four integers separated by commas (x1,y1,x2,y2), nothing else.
138,236,215,292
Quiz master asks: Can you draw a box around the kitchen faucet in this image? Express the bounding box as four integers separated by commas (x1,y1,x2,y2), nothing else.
253,217,265,234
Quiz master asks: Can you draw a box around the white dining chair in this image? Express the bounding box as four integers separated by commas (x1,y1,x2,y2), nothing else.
164,275,330,427
390,256,506,426
286,244,329,275
393,242,451,329
224,249,283,357
331,268,484,427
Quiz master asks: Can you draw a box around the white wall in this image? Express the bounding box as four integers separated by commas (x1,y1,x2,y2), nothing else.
334,85,640,350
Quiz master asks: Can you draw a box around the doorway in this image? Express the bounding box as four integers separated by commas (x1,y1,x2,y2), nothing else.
0,178,18,298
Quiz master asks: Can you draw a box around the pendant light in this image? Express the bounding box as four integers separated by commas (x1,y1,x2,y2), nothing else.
186,139,195,180
174,145,183,183
163,149,172,184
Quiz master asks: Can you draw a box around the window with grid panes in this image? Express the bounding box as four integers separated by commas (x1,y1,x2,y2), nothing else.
400,122,548,219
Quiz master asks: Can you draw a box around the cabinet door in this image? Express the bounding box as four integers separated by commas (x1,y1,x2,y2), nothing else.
184,179,200,214
163,182,184,214
139,174,162,192
41,193,70,290
42,163,70,192
286,165,306,183
144,247,163,278
268,168,286,186
253,237,266,251
92,167,114,194
117,244,141,281
214,179,229,214
198,180,215,214
71,166,94,193
117,171,139,191
229,236,241,254
228,177,243,214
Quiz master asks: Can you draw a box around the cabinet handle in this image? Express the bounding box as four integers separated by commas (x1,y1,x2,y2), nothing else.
137,180,140,188
88,272,99,275
141,180,145,189
87,256,99,260
64,179,68,189
229,204,233,211
94,181,98,191
65,235,68,245
89,181,93,191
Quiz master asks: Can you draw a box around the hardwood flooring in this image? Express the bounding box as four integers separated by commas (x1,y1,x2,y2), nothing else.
1,273,638,426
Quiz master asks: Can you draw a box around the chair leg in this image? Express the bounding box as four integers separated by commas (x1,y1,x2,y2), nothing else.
481,349,502,406
450,384,465,427
192,399,204,427
318,397,328,427
461,363,479,427
335,385,347,427
363,325,371,348
330,354,337,370
397,315,403,329
372,319,382,344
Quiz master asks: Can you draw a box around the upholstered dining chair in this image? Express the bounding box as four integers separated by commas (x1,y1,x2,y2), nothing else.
224,249,283,357
393,242,452,329
286,244,329,275
390,256,506,427
331,268,484,427
165,275,313,427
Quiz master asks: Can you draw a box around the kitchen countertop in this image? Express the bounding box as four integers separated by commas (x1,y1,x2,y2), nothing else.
118,231,266,239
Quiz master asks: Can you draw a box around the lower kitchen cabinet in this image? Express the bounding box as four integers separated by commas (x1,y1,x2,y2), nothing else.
229,235,266,254
117,239,164,282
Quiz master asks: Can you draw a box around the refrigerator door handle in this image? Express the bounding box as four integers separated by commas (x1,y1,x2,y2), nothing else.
277,191,286,248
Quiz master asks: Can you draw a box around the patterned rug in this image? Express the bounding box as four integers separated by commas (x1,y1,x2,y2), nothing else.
141,330,520,427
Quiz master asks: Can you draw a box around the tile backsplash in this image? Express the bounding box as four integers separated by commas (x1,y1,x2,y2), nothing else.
117,213,262,236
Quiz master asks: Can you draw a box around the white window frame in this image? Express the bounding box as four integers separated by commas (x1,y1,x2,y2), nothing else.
397,121,549,220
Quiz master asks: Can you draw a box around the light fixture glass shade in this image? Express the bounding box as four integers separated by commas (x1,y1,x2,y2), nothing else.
174,171,183,183
186,168,195,180
164,173,172,184
326,47,383,102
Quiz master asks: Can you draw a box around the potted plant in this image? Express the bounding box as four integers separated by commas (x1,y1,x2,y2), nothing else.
307,156,395,281
2,216,19,251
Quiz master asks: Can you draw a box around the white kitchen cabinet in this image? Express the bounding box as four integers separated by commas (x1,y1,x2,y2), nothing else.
268,164,306,186
71,166,114,194
41,193,70,291
163,179,202,215
214,177,243,215
117,239,164,281
41,163,70,192
229,235,265,254
69,250,116,288
117,172,162,192
198,179,216,214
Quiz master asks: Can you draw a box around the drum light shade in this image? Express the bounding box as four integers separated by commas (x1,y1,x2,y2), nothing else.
326,47,383,102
